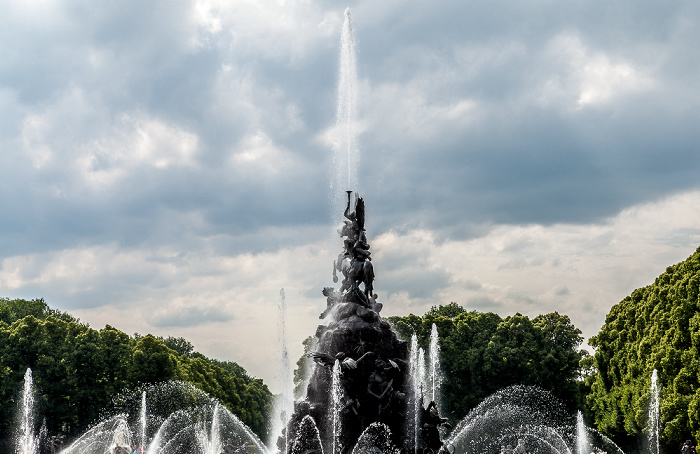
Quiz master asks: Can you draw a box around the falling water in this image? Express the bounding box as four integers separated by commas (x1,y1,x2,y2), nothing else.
210,403,222,454
272,288,294,453
38,420,47,450
428,323,442,407
17,368,38,454
648,369,660,454
291,415,323,454
417,348,426,394
576,411,590,454
195,403,223,454
140,391,147,450
332,8,360,223
332,359,343,454
409,334,427,454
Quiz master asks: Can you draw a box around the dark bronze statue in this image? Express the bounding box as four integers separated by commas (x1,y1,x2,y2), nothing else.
332,192,375,304
280,192,445,454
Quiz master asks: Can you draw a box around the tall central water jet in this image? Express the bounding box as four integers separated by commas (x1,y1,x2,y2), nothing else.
332,8,360,224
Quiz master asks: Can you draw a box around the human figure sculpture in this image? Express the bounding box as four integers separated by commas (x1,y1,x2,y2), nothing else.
319,287,341,319
366,360,395,417
682,440,697,454
369,293,383,313
420,400,450,454
332,191,374,304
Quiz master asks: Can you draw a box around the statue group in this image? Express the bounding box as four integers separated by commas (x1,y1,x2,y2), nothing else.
281,192,448,454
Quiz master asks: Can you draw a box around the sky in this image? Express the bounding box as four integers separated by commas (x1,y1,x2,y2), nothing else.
1,0,700,395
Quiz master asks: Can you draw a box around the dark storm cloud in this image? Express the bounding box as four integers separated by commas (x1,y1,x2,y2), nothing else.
0,0,333,258
1,0,699,263
351,0,700,237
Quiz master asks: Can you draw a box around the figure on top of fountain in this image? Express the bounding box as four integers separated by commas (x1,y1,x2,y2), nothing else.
333,191,375,306
341,190,371,260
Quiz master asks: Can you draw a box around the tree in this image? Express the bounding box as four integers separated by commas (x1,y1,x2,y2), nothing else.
587,246,700,451
129,335,182,385
161,336,195,357
0,306,273,443
0,298,78,324
388,304,584,422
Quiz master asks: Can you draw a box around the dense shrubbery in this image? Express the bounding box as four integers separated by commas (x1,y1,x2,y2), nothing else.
386,303,586,422
0,298,272,443
587,246,700,451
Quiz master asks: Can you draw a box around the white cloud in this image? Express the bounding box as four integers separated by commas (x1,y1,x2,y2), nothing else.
539,33,654,109
364,80,479,142
231,132,293,175
79,115,200,186
17,83,200,187
193,0,341,62
21,115,53,169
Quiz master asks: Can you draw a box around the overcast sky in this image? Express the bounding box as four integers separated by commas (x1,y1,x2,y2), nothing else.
2,0,700,395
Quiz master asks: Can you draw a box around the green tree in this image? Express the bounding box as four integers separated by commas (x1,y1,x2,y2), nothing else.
0,306,273,442
0,298,78,324
161,336,195,357
129,335,182,385
388,304,584,422
587,246,700,451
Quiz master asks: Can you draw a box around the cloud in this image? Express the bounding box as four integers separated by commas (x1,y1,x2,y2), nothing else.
534,33,655,109
151,304,234,328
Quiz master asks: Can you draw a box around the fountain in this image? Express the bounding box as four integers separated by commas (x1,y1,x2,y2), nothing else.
576,411,590,454
428,324,442,409
17,368,39,454
648,369,660,454
57,381,267,454
332,8,360,220
271,288,294,453
139,391,147,450
278,191,451,454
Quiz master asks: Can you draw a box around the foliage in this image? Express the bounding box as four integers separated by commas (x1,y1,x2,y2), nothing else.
160,335,195,357
386,304,585,422
0,299,272,443
587,246,700,451
0,297,78,324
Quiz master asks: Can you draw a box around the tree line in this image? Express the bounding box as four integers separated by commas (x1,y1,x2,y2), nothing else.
0,297,272,445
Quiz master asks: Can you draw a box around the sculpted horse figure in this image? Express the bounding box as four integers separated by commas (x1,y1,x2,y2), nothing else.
333,254,374,303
